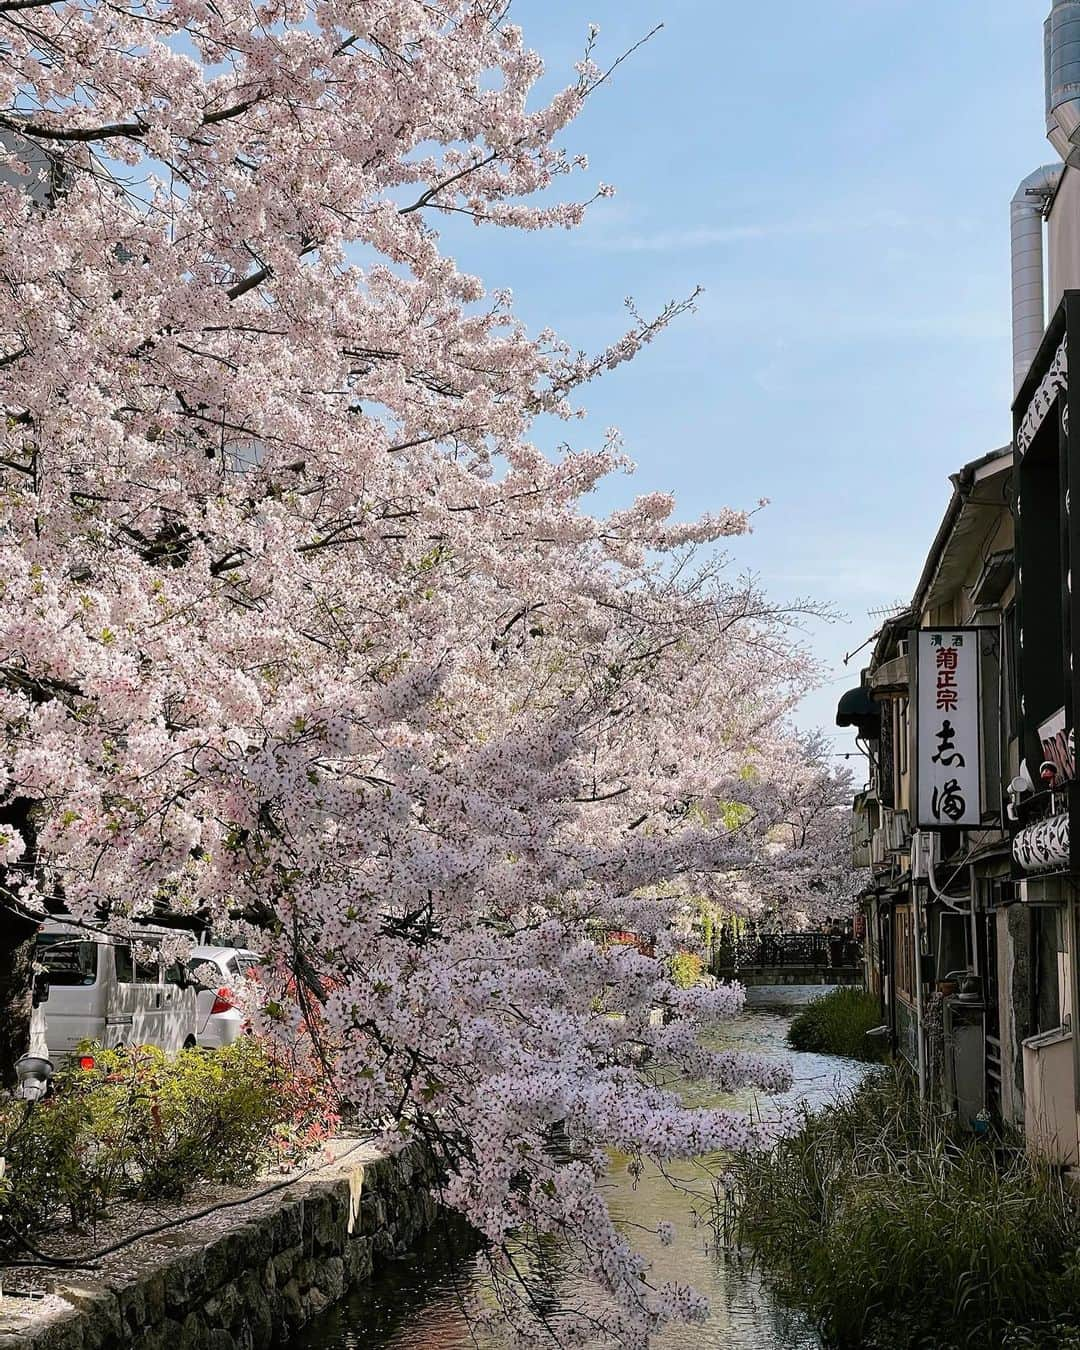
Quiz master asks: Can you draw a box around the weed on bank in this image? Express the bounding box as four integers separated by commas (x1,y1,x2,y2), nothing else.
722,1067,1080,1349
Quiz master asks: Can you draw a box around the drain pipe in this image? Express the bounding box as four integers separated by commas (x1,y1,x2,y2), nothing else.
1012,164,1064,396
912,882,928,1102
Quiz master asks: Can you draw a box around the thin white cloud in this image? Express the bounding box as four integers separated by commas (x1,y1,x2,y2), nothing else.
577,208,927,254
771,563,915,597
695,293,1010,344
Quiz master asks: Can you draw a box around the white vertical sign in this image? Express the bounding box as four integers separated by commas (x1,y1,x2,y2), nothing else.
916,629,981,829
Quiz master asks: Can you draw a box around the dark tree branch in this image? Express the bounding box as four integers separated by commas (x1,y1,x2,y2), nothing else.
0,0,66,13
398,148,502,215
0,95,262,145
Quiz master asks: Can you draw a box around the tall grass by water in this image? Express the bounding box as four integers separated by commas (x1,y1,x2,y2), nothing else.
786,987,888,1062
721,1067,1080,1349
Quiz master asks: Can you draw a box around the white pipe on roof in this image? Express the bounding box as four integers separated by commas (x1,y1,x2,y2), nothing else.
1012,164,1063,396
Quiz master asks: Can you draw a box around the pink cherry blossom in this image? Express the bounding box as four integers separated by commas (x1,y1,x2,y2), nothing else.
0,4,852,1341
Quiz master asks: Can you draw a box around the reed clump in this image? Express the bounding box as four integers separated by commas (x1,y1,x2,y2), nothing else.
722,1067,1080,1349
787,986,888,1062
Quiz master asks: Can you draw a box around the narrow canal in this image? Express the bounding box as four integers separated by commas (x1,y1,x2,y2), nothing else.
294,1004,869,1350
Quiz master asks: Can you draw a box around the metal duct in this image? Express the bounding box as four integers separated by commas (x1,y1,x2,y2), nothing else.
1047,0,1080,163
1048,14,1068,158
1012,164,1063,395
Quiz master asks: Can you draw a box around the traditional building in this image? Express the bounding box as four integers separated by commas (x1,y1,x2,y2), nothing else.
839,448,1019,1122
837,1,1080,1159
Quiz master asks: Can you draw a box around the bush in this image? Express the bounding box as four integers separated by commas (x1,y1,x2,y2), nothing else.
723,1068,1080,1349
669,951,704,989
68,1039,290,1199
787,986,887,1062
0,1089,103,1239
0,1039,331,1254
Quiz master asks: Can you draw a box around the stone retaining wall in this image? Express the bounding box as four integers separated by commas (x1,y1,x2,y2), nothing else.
0,1141,440,1349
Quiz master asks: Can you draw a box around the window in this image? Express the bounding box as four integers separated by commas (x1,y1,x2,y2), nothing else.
980,877,1017,910
135,948,160,983
36,935,98,987
187,956,227,987
935,912,971,982
114,943,159,984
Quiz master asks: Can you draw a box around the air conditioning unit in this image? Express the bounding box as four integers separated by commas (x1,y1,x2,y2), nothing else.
886,809,912,852
852,791,877,868
911,830,941,881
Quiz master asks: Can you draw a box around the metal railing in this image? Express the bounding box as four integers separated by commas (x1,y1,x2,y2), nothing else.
711,931,861,972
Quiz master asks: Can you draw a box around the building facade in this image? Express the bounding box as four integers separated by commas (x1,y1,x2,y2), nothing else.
839,449,1025,1123
837,1,1080,1159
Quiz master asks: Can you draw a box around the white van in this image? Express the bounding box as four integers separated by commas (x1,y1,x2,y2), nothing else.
35,920,199,1062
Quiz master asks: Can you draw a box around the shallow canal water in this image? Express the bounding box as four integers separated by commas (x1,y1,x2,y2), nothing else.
294,1007,869,1350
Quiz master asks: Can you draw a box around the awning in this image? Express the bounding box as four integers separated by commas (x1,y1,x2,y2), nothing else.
872,878,914,908
836,683,881,735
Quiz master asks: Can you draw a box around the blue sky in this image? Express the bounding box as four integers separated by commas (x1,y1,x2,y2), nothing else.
437,1,1050,767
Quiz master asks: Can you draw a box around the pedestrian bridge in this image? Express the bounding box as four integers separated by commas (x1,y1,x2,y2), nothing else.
711,931,862,991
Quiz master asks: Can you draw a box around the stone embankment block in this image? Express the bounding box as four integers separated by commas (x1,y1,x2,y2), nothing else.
0,1141,440,1349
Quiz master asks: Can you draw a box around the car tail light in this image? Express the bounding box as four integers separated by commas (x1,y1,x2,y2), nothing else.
210,987,235,1015
79,1055,95,1071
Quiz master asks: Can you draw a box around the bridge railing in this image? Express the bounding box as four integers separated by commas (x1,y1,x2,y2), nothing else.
711,931,860,972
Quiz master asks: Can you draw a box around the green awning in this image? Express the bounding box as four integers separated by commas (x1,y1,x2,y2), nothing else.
836,683,880,734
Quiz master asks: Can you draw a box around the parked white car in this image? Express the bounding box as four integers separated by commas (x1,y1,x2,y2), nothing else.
35,920,199,1063
187,946,262,1049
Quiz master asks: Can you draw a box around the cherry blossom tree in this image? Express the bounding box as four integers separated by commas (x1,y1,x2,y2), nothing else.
712,730,866,934
0,2,825,1340
770,731,866,929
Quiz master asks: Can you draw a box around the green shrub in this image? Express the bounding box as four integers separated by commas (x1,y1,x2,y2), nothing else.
0,1090,104,1237
787,986,887,1062
0,1039,319,1253
66,1039,290,1199
723,1067,1080,1349
669,951,704,989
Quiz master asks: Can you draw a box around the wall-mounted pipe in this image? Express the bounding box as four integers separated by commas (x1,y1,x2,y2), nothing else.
1012,164,1064,396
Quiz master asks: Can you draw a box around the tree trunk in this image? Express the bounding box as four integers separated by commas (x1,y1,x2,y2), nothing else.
0,913,37,1088
0,797,39,1088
